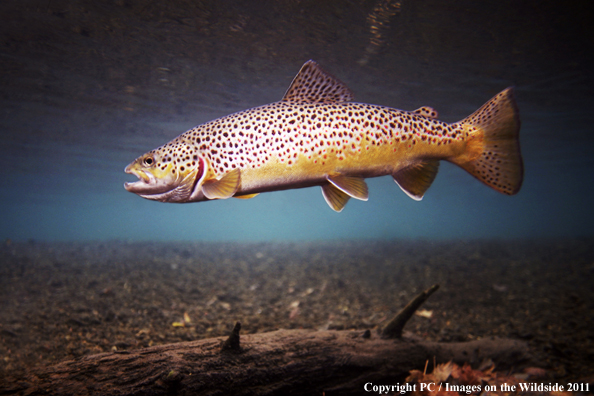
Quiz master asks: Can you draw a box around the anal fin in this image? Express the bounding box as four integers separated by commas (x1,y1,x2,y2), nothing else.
321,183,351,212
393,160,440,201
326,174,369,201
202,168,240,200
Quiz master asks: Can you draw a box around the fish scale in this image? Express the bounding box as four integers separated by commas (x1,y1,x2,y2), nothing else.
125,60,523,212
164,102,461,176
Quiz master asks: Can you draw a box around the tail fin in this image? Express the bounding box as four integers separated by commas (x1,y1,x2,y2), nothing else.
450,87,523,195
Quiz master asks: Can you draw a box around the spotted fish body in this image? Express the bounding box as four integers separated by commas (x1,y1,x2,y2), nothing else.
125,61,523,212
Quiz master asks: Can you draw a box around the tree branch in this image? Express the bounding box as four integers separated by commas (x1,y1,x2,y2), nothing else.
0,285,534,396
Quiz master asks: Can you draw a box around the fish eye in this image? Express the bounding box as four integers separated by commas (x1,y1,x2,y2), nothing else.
143,156,154,166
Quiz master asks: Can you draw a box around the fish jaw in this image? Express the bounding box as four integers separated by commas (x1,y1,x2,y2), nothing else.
124,158,203,203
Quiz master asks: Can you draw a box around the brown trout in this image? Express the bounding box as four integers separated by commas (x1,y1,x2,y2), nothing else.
124,60,523,212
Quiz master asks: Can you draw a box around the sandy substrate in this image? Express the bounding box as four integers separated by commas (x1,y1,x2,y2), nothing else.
1,239,593,384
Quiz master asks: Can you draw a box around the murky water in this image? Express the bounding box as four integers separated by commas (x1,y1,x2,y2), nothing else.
1,0,592,241
2,2,594,387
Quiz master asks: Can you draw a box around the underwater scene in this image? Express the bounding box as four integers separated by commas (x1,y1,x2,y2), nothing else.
1,0,593,394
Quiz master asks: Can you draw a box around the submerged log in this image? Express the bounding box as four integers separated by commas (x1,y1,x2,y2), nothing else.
1,286,533,396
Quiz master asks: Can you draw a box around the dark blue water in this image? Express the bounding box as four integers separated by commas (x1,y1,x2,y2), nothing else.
1,0,593,241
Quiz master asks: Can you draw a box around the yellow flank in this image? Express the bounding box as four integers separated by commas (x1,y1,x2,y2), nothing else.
236,131,464,195
124,60,523,211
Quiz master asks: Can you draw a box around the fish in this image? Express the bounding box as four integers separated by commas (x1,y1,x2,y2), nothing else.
124,60,523,212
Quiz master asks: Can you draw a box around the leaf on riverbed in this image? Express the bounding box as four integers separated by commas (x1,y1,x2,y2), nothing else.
415,309,433,318
406,361,570,396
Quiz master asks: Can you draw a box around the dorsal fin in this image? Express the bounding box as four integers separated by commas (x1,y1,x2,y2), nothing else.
412,106,439,119
282,60,354,104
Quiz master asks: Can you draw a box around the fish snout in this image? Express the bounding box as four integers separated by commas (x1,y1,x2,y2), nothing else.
124,162,152,192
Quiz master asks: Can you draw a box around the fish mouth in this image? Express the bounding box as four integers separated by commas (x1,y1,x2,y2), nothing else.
123,163,173,196
124,163,153,192
123,161,202,202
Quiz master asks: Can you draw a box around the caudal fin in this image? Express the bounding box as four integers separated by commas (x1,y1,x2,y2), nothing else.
450,87,523,195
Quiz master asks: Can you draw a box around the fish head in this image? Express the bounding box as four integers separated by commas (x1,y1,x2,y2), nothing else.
124,141,208,203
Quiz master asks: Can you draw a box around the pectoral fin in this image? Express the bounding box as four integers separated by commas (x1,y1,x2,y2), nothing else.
326,174,369,201
321,183,351,212
393,160,440,201
233,193,259,200
202,168,240,200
